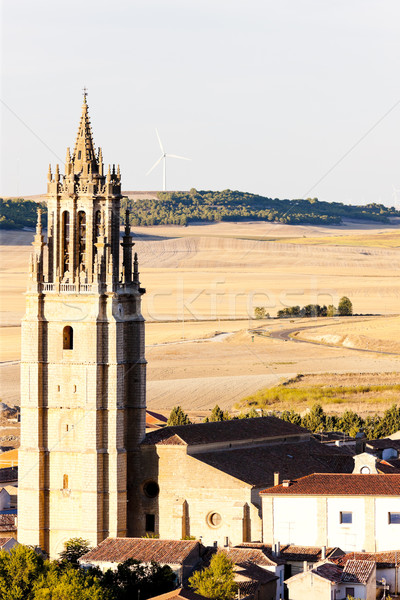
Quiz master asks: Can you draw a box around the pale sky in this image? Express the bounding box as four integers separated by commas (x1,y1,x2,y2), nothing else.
1,0,399,205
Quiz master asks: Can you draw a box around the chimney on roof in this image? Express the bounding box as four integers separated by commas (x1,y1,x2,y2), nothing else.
355,430,366,454
213,541,218,548
276,541,281,557
282,480,292,487
224,537,229,547
321,546,326,560
274,472,280,486
303,561,308,573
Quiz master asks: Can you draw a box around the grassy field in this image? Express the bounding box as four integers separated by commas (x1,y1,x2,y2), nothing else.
236,372,400,416
283,232,400,248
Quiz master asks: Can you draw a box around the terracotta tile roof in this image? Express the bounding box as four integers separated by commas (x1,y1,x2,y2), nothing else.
342,560,375,584
260,473,400,496
203,547,283,567
142,417,308,447
312,562,344,583
246,544,344,562
0,515,16,531
194,440,354,486
0,537,13,547
235,562,278,584
333,551,400,569
146,410,168,426
148,588,209,600
80,538,200,565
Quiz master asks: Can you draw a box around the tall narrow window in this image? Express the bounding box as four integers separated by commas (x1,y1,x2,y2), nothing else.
63,474,68,489
62,211,70,274
145,514,155,532
63,326,73,350
77,211,86,268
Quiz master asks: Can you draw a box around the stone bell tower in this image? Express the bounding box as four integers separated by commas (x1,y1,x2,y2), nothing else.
18,92,146,558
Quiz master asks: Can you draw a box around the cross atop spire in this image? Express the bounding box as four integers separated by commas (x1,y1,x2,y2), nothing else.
72,92,98,175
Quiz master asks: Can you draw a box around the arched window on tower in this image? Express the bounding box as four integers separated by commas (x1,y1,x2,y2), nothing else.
94,210,101,256
63,326,73,350
77,211,86,268
62,211,70,275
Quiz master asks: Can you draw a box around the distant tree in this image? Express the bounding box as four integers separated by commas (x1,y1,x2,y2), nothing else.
301,403,327,432
337,410,364,437
189,552,237,600
59,537,92,566
327,305,337,317
205,405,230,422
338,296,353,316
254,307,266,319
372,404,400,438
281,409,302,426
167,406,191,426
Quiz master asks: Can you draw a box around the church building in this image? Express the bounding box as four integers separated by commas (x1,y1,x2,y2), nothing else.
18,95,357,558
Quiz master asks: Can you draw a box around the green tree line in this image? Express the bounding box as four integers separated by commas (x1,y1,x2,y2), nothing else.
122,189,399,227
1,193,398,230
167,403,400,439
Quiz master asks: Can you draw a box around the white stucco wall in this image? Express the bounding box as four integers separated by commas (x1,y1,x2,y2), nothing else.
375,498,400,551
327,497,365,551
273,497,318,545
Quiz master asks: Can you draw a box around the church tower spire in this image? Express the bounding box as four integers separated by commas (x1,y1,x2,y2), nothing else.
18,94,147,558
72,88,98,176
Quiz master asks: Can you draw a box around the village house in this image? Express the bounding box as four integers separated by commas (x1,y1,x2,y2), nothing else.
79,538,204,584
333,551,400,596
286,560,376,600
238,542,345,578
261,473,400,551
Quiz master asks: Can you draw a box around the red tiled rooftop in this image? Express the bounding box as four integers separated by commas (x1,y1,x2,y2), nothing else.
312,562,343,583
80,538,200,564
342,560,375,584
0,537,13,547
333,551,400,568
204,547,283,567
142,417,308,447
242,543,344,562
260,473,400,496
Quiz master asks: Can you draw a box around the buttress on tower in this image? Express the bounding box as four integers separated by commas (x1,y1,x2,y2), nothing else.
18,94,147,558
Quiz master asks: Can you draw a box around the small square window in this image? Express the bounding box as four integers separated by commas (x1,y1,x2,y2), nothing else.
389,512,400,524
340,511,352,524
145,514,155,532
345,588,354,598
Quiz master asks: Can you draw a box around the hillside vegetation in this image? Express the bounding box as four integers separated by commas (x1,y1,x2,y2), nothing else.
1,192,398,230
122,189,399,227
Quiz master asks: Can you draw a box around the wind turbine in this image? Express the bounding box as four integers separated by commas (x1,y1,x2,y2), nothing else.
146,129,190,191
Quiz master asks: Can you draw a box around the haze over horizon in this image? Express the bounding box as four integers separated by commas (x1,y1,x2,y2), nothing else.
1,0,399,207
